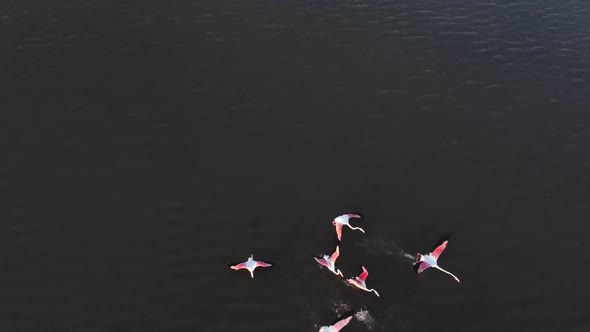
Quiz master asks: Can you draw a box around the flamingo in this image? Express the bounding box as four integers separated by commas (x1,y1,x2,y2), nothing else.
347,266,380,297
230,255,272,278
314,245,344,277
332,214,364,241
319,315,353,332
414,240,460,283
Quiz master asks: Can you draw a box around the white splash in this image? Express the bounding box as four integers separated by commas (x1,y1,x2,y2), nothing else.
355,309,376,330
402,252,416,260
332,302,350,315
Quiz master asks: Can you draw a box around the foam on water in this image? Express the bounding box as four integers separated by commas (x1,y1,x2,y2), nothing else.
332,301,351,315
355,308,376,330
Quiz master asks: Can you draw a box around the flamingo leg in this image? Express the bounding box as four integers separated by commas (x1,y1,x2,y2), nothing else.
347,225,365,233
434,266,460,283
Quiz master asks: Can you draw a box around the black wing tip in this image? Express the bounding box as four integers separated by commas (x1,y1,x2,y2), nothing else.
413,261,422,273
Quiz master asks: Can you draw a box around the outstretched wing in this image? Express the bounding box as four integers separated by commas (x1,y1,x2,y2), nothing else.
359,266,369,281
335,223,343,241
314,257,329,267
231,262,246,270
332,316,353,331
431,240,448,259
330,246,340,262
255,261,272,267
416,262,431,273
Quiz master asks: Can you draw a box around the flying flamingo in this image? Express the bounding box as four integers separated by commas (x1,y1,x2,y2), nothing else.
332,214,364,241
414,240,460,283
347,266,380,297
319,315,353,332
230,255,272,278
314,245,344,277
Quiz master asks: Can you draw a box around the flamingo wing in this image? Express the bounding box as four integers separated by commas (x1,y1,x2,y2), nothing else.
330,246,340,262
416,262,431,273
346,278,359,288
431,240,448,259
231,262,247,270
359,266,369,281
335,223,343,241
314,257,329,268
332,316,353,331
255,261,272,267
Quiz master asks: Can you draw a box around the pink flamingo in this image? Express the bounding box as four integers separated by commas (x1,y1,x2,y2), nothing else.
415,240,460,283
347,266,380,297
319,315,353,332
230,255,272,278
332,214,364,241
314,245,344,277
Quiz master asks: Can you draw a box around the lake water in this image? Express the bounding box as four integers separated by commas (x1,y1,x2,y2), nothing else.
2,0,589,331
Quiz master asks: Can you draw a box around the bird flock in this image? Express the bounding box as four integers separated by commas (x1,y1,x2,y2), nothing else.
230,213,460,331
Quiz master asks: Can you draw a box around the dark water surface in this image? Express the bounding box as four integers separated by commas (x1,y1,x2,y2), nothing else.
2,0,590,331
